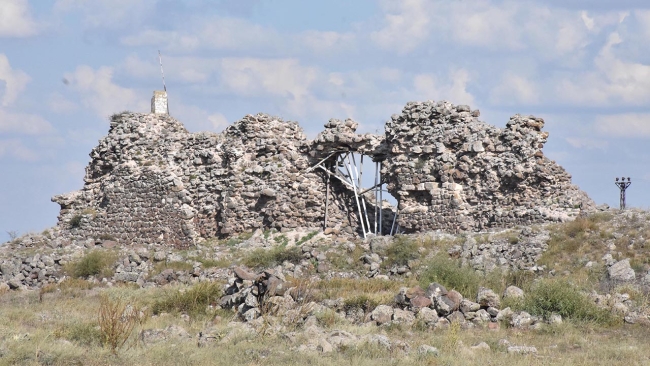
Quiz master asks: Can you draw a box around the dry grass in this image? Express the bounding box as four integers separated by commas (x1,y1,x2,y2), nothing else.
0,282,650,365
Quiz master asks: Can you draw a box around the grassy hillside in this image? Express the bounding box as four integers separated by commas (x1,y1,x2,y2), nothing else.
1,209,649,365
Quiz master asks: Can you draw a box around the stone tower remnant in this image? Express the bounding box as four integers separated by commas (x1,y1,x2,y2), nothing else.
52,100,595,248
151,91,168,115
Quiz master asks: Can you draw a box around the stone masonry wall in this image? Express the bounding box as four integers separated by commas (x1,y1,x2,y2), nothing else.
52,100,594,247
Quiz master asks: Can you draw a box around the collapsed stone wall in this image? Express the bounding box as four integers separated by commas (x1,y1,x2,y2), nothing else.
380,101,593,233
52,101,594,248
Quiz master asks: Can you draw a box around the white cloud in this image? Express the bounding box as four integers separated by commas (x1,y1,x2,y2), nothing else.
371,0,431,53
120,30,201,50
219,58,319,100
120,17,283,52
0,54,30,107
0,0,38,37
121,17,355,58
556,32,650,106
412,69,475,106
207,113,229,131
53,0,156,29
170,102,231,133
0,110,53,135
299,30,356,53
565,137,609,149
581,11,595,30
595,113,650,138
490,73,539,105
63,65,148,118
47,93,78,114
0,139,38,161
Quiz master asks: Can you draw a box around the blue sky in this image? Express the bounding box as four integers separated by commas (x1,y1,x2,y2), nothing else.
1,0,650,242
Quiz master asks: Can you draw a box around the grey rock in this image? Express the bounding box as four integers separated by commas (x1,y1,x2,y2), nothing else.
477,287,500,308
608,259,635,282
370,305,394,325
507,346,538,355
417,344,439,356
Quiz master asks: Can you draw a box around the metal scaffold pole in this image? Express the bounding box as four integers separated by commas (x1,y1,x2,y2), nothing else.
379,161,383,235
324,160,331,230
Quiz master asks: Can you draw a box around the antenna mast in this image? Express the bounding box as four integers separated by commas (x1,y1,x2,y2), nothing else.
158,50,167,92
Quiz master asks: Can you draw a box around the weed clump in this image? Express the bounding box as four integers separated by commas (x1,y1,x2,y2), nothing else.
419,255,481,299
55,322,102,347
67,250,117,279
98,295,138,354
69,215,83,229
343,295,379,314
383,236,420,268
242,246,303,269
151,282,222,316
296,231,319,246
40,277,96,301
519,279,617,325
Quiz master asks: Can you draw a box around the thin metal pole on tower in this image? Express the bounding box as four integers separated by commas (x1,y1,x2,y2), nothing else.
158,50,169,114
158,50,167,92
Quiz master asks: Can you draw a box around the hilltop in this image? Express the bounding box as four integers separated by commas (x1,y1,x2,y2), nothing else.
1,101,648,365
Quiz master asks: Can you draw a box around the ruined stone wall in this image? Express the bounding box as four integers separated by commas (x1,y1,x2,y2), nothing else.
52,100,594,247
53,112,365,248
382,101,593,233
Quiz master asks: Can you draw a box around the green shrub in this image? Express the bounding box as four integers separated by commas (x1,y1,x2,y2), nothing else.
56,322,102,347
519,279,617,325
419,256,481,299
69,215,83,229
383,236,420,267
242,246,303,269
343,295,378,314
67,250,117,279
151,282,222,316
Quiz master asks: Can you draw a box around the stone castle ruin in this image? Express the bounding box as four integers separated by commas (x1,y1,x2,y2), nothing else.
52,92,594,248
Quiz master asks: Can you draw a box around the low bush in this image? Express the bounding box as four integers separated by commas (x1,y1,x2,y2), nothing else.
419,255,481,299
151,282,222,316
343,295,379,314
519,279,617,325
67,250,117,279
40,277,96,301
59,322,103,347
383,236,420,268
69,215,83,229
242,246,303,269
150,260,194,276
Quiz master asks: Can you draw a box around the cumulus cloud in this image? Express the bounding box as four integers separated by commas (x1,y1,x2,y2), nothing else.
53,0,156,29
63,65,148,118
490,73,540,105
412,69,475,106
555,32,650,106
0,110,53,135
0,0,38,38
0,139,38,161
371,0,431,53
219,58,319,100
47,93,78,114
595,113,650,138
121,17,283,52
565,137,609,149
121,15,355,57
0,54,31,107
